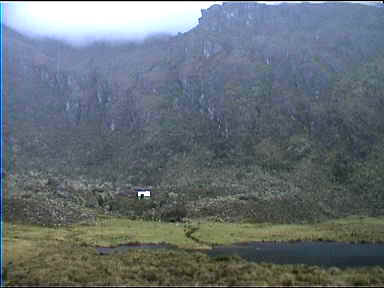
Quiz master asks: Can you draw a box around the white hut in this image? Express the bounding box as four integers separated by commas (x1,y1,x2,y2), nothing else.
136,189,151,199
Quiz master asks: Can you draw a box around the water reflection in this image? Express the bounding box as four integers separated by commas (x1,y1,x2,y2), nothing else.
96,241,384,268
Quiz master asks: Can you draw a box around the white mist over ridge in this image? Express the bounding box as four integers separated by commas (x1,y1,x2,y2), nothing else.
3,2,220,45
2,1,382,46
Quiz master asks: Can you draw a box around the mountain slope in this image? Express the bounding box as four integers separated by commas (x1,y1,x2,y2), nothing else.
3,2,384,222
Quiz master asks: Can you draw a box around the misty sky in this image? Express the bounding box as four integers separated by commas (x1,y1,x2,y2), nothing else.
3,1,222,45
2,1,381,46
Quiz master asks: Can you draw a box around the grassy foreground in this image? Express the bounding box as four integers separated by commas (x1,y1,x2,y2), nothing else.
3,215,384,286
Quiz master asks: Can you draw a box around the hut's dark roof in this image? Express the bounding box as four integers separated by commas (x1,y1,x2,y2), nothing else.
135,188,151,192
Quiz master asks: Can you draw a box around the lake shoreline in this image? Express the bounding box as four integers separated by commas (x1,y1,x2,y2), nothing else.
4,215,384,285
95,240,384,268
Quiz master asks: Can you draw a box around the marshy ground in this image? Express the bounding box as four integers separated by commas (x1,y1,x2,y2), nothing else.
3,215,384,286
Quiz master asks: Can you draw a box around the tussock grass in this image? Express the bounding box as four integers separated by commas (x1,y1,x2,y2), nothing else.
3,215,384,285
4,244,384,286
193,215,384,245
67,216,206,249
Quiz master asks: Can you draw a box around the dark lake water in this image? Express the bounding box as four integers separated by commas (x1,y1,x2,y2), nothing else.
96,241,384,268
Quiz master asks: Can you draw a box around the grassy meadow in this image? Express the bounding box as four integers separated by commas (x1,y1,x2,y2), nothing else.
2,215,384,286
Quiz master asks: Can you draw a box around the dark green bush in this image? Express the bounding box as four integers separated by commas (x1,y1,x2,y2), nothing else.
161,203,188,222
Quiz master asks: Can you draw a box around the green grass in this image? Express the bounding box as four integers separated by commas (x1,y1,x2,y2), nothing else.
3,215,384,285
193,215,384,245
4,241,384,286
68,216,207,249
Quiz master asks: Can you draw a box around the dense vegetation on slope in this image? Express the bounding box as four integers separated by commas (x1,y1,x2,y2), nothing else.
3,2,384,222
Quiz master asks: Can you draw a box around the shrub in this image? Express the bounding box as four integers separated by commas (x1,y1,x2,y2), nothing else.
161,203,188,222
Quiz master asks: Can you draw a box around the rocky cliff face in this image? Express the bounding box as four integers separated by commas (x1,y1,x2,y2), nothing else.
3,2,384,195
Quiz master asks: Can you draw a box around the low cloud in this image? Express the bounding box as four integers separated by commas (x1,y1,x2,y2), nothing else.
3,1,220,45
2,1,380,46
